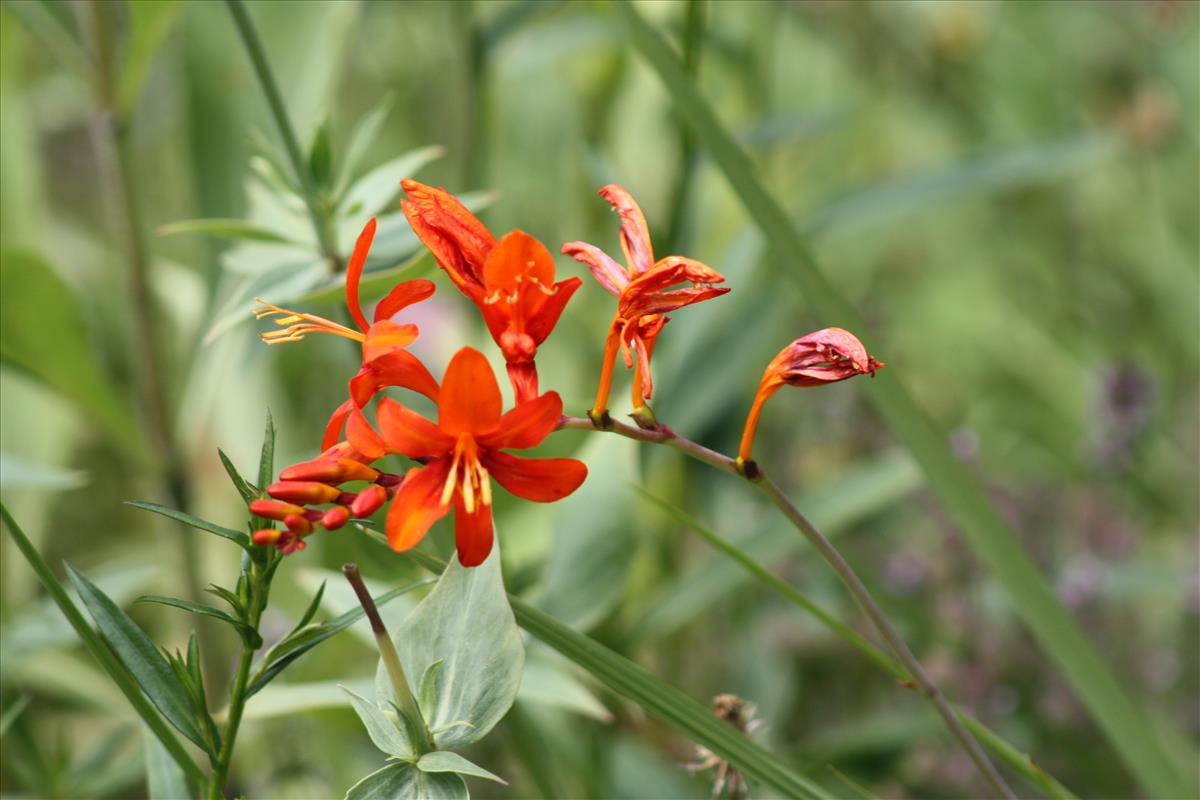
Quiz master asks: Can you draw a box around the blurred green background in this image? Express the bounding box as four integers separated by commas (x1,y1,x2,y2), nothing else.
1,1,1197,798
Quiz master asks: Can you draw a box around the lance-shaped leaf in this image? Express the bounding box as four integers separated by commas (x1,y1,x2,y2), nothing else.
125,501,249,549
378,545,523,750
65,565,207,752
417,751,506,785
340,686,412,760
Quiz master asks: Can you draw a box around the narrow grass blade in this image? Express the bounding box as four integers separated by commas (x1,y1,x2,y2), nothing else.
615,4,1191,795
0,505,204,785
125,501,249,549
636,487,1078,800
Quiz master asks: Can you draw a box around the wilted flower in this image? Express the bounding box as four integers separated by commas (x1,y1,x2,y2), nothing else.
737,327,883,464
562,184,728,425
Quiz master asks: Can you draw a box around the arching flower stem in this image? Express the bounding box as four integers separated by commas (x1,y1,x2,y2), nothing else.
556,414,1017,800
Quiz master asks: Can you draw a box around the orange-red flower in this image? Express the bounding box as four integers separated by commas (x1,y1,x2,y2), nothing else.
401,179,582,403
737,327,884,464
253,218,440,450
562,185,729,423
346,347,587,566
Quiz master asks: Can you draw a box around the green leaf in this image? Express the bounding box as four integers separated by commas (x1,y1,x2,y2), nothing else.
517,648,612,723
803,132,1122,241
257,409,276,490
417,751,506,785
417,659,443,723
246,578,435,697
537,433,639,630
156,218,299,245
136,596,261,648
396,545,827,800
336,145,445,217
309,117,334,191
293,252,431,308
64,564,208,752
125,501,250,549
0,251,142,454
0,695,30,737
242,679,371,721
293,581,327,633
340,686,412,760
334,95,394,200
217,449,258,504
615,4,1191,796
117,0,181,114
0,453,87,491
142,724,190,800
345,762,467,800
381,545,523,750
203,254,327,344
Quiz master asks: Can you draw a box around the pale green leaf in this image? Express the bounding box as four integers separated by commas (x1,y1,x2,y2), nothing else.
156,218,299,245
417,751,506,785
142,724,190,800
336,145,445,218
380,545,523,750
341,686,412,760
345,762,467,800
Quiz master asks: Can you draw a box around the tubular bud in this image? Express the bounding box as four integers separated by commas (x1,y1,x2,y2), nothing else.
280,458,380,484
267,481,342,504
252,528,282,547
350,484,389,517
249,499,307,520
284,514,313,535
322,506,351,530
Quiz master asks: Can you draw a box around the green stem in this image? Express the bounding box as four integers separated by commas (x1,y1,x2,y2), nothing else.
224,0,339,268
635,489,1078,799
207,646,253,800
662,0,705,253
343,564,433,754
208,559,272,799
84,0,212,681
557,415,1017,799
1,505,206,789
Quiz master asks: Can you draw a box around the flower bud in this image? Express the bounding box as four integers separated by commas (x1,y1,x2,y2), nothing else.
350,484,389,517
322,506,350,530
267,481,341,504
284,514,312,535
280,458,380,484
252,529,282,547
249,499,307,521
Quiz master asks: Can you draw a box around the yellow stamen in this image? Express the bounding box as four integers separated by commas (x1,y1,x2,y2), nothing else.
254,298,365,345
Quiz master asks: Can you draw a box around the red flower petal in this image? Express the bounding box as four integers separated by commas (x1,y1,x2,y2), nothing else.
346,408,386,461
561,241,627,296
374,278,436,323
361,320,419,363
322,399,355,452
525,276,583,345
483,230,555,292
454,492,494,567
344,218,377,332
482,451,587,503
477,391,562,451
598,184,654,275
385,460,452,552
351,350,440,407
376,398,453,458
400,179,495,294
438,347,502,436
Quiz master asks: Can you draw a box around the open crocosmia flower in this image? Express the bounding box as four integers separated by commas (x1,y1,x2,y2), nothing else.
347,346,587,566
400,179,582,403
737,327,884,464
253,217,441,450
561,184,729,423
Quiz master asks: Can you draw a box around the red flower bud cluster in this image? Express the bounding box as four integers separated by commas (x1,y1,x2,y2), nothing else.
249,444,403,554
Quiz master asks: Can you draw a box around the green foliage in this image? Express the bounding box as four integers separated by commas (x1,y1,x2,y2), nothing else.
345,763,467,800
